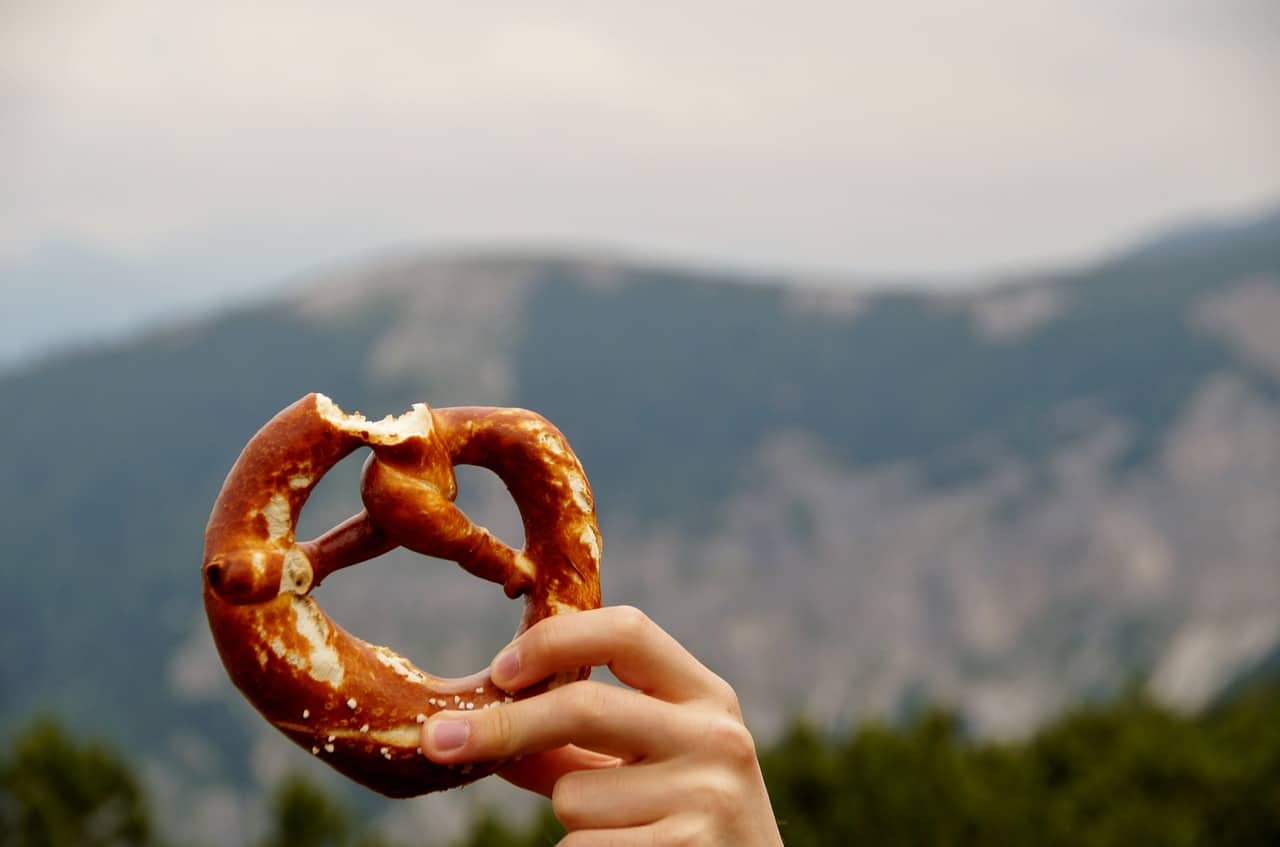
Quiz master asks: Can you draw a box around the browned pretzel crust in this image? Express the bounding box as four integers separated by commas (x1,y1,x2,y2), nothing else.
201,394,603,797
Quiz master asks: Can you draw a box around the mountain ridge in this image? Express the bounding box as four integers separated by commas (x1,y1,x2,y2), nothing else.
8,198,1278,378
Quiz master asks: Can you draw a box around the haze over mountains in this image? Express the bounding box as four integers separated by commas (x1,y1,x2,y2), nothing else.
7,203,1277,374
2,206,1278,840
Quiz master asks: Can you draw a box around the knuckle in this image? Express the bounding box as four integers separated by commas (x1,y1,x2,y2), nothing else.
612,604,652,640
705,715,757,768
689,771,741,817
709,673,743,717
482,703,518,754
521,621,551,662
569,681,614,724
524,614,565,662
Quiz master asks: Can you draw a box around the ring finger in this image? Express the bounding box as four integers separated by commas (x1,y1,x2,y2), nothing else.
551,759,702,831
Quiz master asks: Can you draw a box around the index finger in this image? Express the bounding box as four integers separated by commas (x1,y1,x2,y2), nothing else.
491,606,735,707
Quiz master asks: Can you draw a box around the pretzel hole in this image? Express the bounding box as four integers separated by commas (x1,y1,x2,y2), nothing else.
295,452,364,541
453,465,525,551
294,451,527,677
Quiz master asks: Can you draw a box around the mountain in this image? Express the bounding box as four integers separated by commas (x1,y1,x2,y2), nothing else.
2,209,1278,842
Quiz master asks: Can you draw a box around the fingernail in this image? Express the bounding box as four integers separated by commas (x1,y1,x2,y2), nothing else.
427,719,469,752
492,647,520,684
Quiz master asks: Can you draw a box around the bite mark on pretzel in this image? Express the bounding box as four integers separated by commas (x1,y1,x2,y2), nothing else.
201,393,602,797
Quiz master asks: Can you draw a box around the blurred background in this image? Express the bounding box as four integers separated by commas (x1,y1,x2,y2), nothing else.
2,2,1278,845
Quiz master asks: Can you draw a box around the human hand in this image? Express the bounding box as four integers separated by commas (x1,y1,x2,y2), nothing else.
420,605,784,846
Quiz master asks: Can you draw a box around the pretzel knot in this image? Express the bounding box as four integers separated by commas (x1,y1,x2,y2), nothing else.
201,394,602,797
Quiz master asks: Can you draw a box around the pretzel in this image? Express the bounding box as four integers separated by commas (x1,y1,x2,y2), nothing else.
201,393,602,797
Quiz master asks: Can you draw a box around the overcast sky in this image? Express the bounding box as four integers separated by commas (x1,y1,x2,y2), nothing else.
1,1,1278,362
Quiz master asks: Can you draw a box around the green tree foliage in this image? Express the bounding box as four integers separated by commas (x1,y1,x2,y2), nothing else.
256,774,353,847
762,682,1280,846
0,717,154,847
3,680,1279,845
254,773,403,847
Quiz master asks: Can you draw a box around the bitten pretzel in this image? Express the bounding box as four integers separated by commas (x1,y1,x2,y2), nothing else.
201,394,603,797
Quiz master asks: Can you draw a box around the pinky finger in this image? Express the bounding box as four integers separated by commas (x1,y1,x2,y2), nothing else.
559,824,663,847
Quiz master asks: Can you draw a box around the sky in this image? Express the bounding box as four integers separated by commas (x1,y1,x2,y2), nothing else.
1,1,1278,365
